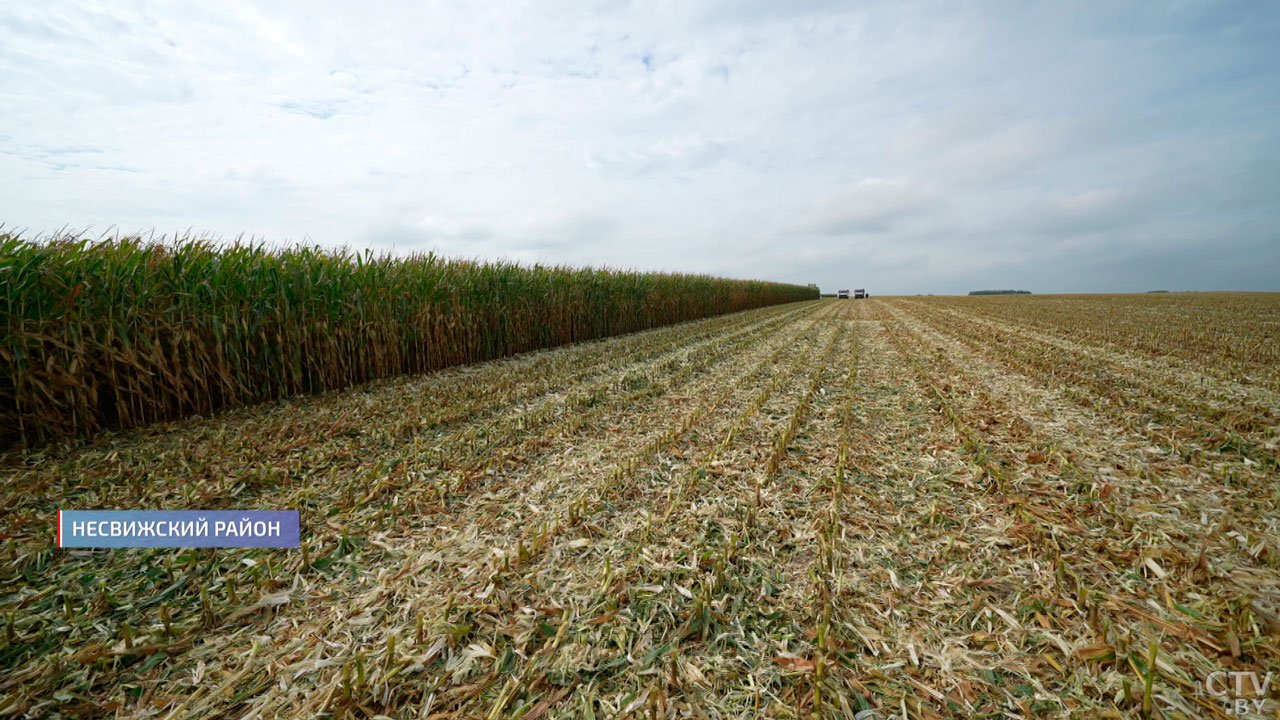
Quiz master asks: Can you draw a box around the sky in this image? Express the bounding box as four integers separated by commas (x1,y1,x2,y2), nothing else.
1,1,1278,295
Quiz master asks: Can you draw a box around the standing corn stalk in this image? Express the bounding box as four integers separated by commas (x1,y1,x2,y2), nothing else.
0,232,819,447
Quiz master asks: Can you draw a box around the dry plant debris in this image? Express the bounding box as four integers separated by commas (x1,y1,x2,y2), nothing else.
1,293,1277,719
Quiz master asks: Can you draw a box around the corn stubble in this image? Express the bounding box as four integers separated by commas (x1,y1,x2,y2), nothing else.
2,286,1278,718
0,232,816,447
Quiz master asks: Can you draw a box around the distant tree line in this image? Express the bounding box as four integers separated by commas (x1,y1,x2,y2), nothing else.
968,289,1031,295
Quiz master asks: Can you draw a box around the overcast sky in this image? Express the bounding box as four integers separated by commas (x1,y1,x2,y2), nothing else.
2,1,1277,294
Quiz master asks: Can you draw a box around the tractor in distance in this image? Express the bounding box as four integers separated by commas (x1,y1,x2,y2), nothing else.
854,289,868,299
837,289,850,299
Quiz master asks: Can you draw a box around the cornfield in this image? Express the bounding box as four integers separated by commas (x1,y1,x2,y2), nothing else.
1,294,1279,718
0,233,816,446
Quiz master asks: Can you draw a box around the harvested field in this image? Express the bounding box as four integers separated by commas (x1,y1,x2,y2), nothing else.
2,294,1278,719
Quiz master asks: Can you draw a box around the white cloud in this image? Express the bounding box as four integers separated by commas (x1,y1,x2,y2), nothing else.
0,0,1277,293
798,178,940,235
